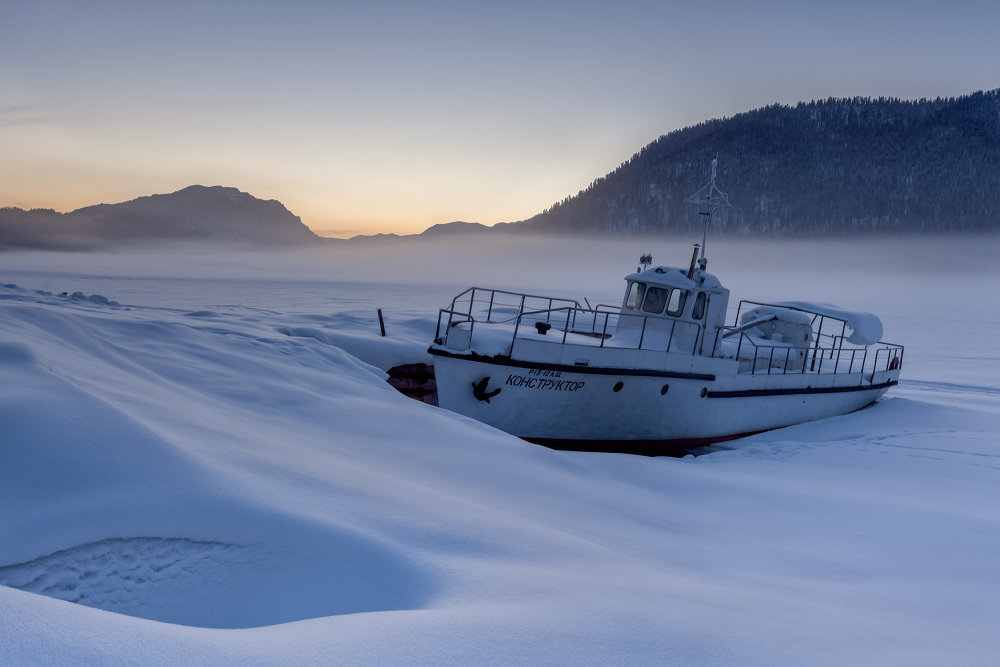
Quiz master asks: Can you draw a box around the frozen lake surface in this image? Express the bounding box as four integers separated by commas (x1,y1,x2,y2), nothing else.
2,237,999,664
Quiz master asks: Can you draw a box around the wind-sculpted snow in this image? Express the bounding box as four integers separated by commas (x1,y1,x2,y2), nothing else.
1,243,1000,664
0,531,431,629
0,298,436,629
0,539,250,620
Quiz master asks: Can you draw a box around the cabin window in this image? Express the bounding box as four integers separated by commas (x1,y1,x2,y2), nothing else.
667,289,687,316
692,292,707,320
625,282,646,310
642,287,668,314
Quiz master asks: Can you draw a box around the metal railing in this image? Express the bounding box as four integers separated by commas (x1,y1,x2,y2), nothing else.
511,307,702,356
712,329,903,377
435,288,699,356
434,287,582,343
434,288,904,380
713,300,905,378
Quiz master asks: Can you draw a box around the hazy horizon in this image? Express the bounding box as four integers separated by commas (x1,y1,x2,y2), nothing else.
5,233,997,295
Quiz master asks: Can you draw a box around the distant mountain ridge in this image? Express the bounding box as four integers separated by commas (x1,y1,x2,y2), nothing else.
4,89,998,249
513,89,1000,236
0,185,319,249
346,221,490,242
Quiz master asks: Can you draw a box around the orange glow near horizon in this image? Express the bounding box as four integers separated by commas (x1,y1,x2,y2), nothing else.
0,176,570,238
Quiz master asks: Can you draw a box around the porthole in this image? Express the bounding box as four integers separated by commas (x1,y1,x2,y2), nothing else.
700,387,708,398
660,384,669,395
613,381,624,392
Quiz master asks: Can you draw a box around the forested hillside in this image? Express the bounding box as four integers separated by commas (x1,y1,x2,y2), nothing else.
516,90,1000,235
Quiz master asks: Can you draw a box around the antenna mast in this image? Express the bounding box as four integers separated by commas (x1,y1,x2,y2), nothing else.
684,157,731,269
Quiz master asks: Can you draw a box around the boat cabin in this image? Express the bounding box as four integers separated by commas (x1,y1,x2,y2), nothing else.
617,265,730,356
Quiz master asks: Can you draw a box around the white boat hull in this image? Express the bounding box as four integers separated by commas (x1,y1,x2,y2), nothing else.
431,349,899,453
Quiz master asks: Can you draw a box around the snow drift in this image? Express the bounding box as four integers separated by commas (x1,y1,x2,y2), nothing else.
2,240,999,664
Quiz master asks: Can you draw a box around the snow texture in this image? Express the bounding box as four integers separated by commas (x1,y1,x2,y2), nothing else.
1,239,999,665
774,300,884,344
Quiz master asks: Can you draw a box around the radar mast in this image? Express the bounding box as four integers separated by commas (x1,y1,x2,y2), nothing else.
684,157,732,270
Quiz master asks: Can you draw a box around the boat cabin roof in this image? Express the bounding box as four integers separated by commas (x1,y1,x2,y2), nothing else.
625,266,724,291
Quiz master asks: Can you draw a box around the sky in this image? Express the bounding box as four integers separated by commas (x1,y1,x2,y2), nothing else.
1,1,997,237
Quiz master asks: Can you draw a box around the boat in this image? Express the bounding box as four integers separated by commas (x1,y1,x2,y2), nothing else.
428,160,903,455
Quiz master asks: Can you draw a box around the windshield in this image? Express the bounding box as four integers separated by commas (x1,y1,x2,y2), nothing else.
625,282,646,310
642,287,668,314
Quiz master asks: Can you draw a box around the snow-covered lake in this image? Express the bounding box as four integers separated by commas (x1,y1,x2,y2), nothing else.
2,236,999,664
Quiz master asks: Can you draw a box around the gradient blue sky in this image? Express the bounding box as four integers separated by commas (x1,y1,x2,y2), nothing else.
2,1,996,236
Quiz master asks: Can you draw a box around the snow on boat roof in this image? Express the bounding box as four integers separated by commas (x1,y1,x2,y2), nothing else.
625,266,723,290
774,301,884,345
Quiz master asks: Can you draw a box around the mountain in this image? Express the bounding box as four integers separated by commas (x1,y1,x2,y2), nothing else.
346,221,493,243
418,221,491,236
512,90,1000,236
0,185,320,249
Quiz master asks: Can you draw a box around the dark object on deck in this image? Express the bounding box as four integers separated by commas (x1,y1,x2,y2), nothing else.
386,363,437,405
377,308,386,336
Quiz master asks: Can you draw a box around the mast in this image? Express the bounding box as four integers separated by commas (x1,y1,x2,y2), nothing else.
684,157,732,269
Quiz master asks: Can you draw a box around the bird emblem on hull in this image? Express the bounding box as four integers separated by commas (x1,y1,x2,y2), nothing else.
472,376,502,403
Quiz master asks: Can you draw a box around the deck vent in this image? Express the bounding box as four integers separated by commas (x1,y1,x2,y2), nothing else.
535,321,552,335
